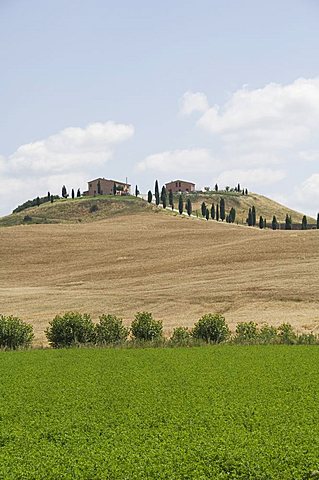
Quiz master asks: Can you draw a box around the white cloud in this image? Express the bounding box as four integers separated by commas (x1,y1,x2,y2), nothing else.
295,174,319,214
137,148,216,173
0,121,134,215
216,168,286,188
179,91,209,116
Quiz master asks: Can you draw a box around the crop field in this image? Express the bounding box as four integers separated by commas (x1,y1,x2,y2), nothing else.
1,346,319,479
0,207,318,343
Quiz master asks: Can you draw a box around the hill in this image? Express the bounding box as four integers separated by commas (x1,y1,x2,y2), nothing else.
0,195,155,227
0,207,318,343
174,191,316,225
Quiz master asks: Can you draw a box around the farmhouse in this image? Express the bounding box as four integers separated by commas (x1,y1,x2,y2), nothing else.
165,180,195,193
84,178,131,196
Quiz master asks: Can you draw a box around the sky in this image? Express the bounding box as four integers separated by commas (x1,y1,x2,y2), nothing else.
1,0,319,216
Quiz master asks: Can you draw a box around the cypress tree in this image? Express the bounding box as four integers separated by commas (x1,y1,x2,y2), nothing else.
247,208,253,226
215,183,218,192
264,218,267,229
71,188,75,199
155,180,159,198
113,182,117,195
50,195,54,204
186,198,192,216
301,215,307,230
169,190,173,207
147,190,152,203
161,186,167,202
259,216,264,229
285,214,292,230
252,206,256,226
229,207,236,223
237,183,240,192
317,213,319,229
36,196,40,207
162,195,167,209
205,209,209,221
272,215,278,230
77,188,81,198
178,195,183,215
216,204,219,221
211,203,215,220
97,180,101,195
245,188,248,195
220,198,225,221
62,185,67,198
171,201,174,211
47,191,50,200
135,185,139,197
201,202,206,217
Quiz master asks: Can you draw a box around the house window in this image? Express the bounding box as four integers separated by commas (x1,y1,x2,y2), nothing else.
176,182,178,187
179,182,181,187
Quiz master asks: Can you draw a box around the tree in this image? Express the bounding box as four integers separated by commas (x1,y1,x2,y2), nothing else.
205,209,209,221
272,215,278,230
71,188,75,199
169,190,173,207
135,185,139,197
0,314,34,349
155,180,159,202
234,322,258,344
162,194,167,209
170,327,191,346
247,208,253,226
45,312,96,348
264,218,267,229
95,314,129,345
186,198,192,216
47,191,50,200
192,313,230,344
211,203,215,220
259,215,264,229
147,190,152,203
216,204,219,221
113,182,117,196
201,202,207,217
252,206,256,226
36,196,40,207
130,312,163,341
220,198,225,221
215,183,218,192
161,185,167,202
237,183,240,192
229,207,236,223
178,195,183,215
97,180,101,195
77,188,81,198
301,215,307,230
245,188,248,195
62,185,67,198
50,195,54,204
317,213,319,229
285,214,292,230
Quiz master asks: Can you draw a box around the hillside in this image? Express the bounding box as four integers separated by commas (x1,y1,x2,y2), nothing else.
175,191,316,225
0,209,318,344
0,195,155,227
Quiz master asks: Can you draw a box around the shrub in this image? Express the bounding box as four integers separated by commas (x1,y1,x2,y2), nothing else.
192,314,230,344
234,322,258,344
45,312,95,348
0,314,34,349
95,314,128,345
258,324,278,344
23,215,33,223
170,326,191,346
89,204,99,213
130,312,163,341
277,323,297,345
297,333,318,345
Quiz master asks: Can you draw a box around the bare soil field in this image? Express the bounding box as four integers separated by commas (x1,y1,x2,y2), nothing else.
0,210,318,344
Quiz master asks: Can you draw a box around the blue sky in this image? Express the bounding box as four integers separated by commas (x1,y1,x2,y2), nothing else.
1,0,319,216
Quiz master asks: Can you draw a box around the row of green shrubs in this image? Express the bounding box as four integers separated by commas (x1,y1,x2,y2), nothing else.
1,312,318,350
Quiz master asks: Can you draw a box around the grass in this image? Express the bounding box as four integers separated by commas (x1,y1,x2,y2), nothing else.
1,346,319,479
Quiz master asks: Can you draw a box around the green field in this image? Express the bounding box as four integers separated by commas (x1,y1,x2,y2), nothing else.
1,346,319,479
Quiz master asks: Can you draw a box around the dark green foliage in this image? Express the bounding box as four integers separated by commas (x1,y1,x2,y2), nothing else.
62,185,67,198
50,194,54,203
186,198,192,216
285,214,292,230
23,215,32,223
135,185,139,197
47,191,50,200
205,209,209,221
277,323,297,345
113,182,117,196
168,190,173,207
162,195,167,209
317,213,319,229
130,312,163,341
161,186,167,202
272,215,278,230
247,208,253,226
0,314,34,349
147,190,152,203
201,202,206,217
169,326,191,346
45,312,95,348
302,215,307,230
220,198,225,221
259,215,264,229
95,314,129,345
178,195,183,215
71,189,75,199
234,322,258,344
211,203,215,220
154,180,160,205
192,313,230,344
36,196,40,207
216,204,219,221
252,205,256,226
237,183,240,192
89,204,98,213
77,188,81,198
258,324,278,344
215,183,218,191
229,207,236,223
97,180,101,195
245,188,248,195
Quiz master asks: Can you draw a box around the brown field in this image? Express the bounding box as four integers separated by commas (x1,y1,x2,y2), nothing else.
0,207,318,344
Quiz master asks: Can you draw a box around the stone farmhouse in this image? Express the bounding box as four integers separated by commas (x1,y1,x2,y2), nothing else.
165,180,196,193
84,178,131,196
